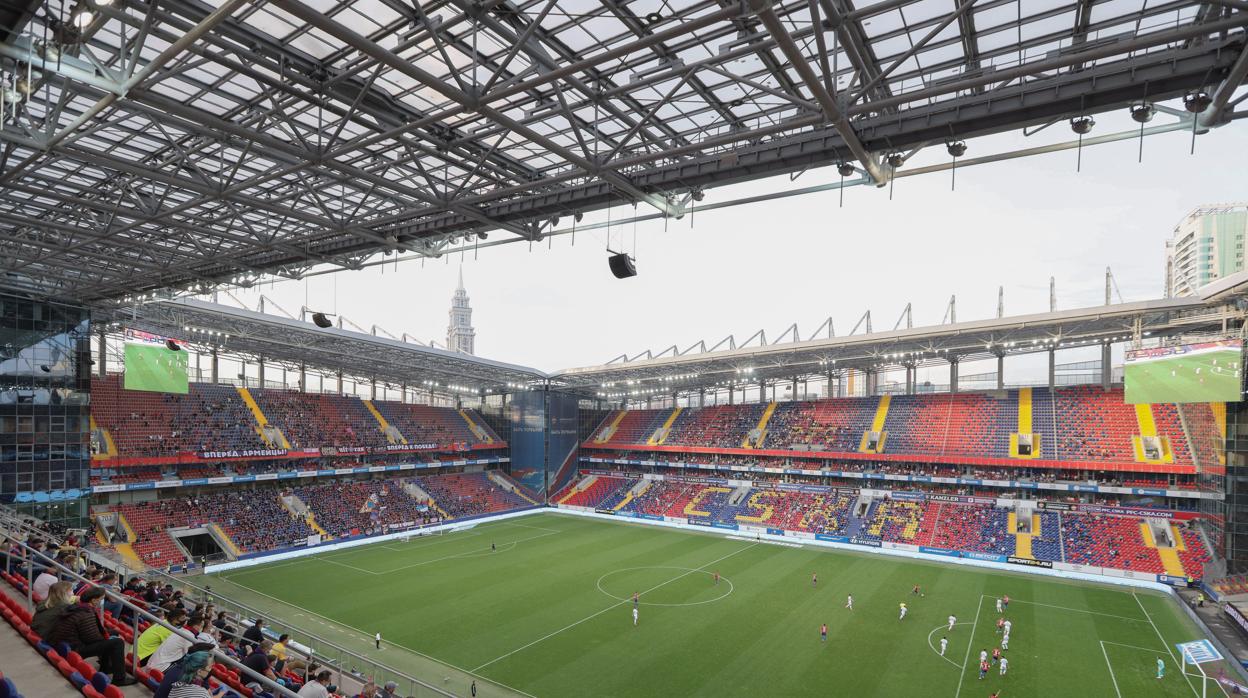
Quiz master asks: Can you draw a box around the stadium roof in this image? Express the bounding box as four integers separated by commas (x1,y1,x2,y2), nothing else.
102,271,1248,398
106,296,547,393
0,0,1245,302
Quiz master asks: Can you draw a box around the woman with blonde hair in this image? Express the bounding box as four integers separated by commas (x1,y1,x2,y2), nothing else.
32,580,75,637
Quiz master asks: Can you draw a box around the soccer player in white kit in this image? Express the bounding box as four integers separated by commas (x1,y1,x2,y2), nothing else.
632,607,638,626
979,649,988,664
1001,634,1009,650
846,594,854,610
995,597,1003,613
1003,619,1012,636
940,636,948,656
948,614,957,631
898,603,908,620
999,657,1009,676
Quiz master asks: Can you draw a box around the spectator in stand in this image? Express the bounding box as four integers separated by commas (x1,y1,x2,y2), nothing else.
212,610,234,637
298,669,334,698
378,681,399,698
242,618,266,651
150,613,217,672
138,608,187,664
164,651,219,698
31,581,75,637
153,642,218,698
32,563,59,603
242,639,279,684
47,587,137,686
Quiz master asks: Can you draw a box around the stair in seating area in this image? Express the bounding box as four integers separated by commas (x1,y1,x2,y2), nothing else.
647,407,683,445
1132,403,1174,464
364,399,407,444
1009,511,1038,559
111,513,146,569
858,395,890,453
208,523,243,559
89,416,117,459
403,481,451,518
488,471,540,505
613,479,652,511
1009,387,1042,459
594,410,628,443
459,409,493,443
1140,520,1186,577
743,402,778,448
557,475,597,504
235,387,291,449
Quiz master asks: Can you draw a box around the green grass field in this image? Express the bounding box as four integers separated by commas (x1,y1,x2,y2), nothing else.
122,342,188,394
207,513,1226,698
1125,349,1241,404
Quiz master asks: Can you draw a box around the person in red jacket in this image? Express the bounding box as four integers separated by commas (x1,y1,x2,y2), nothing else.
46,587,136,686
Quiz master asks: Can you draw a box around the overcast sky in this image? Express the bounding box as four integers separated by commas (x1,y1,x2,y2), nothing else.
231,104,1248,385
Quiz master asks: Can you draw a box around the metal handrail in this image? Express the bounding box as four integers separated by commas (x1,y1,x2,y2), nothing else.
0,530,303,698
148,566,465,696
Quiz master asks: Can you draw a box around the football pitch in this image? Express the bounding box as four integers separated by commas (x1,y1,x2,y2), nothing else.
208,513,1225,698
1125,350,1241,404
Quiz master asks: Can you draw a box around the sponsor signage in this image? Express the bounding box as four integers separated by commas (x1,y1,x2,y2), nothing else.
850,537,883,548
1225,604,1248,639
964,552,1006,563
1007,556,1053,569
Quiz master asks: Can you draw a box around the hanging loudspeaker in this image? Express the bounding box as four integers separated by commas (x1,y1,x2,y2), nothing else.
165,340,181,351
608,252,636,279
311,312,333,328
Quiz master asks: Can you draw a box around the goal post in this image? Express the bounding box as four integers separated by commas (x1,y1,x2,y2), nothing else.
1177,640,1227,698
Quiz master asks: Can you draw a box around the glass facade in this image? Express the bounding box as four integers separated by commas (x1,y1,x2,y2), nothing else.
0,294,91,527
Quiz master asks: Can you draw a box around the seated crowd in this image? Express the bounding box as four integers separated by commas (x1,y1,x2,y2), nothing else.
106,471,527,566
91,375,500,460
558,471,1213,579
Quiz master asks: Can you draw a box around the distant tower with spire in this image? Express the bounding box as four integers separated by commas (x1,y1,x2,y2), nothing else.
446,267,476,354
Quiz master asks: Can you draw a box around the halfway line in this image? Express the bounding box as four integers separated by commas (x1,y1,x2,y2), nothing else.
471,542,759,672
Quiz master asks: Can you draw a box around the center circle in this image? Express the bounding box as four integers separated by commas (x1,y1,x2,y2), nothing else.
596,566,734,607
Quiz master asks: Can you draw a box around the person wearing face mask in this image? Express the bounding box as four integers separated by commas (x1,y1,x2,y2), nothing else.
46,587,137,686
166,652,223,698
154,643,220,698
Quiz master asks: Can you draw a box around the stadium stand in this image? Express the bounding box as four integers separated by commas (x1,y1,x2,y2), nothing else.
585,388,1200,470
558,469,1210,578
92,378,503,462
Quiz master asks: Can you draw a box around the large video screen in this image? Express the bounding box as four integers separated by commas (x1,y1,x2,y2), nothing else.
123,342,189,394
1124,339,1242,404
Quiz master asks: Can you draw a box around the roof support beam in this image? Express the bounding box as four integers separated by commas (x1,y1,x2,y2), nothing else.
751,0,887,184
269,0,683,218
1201,40,1248,127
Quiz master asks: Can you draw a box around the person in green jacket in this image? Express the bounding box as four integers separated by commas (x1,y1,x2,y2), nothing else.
137,608,187,665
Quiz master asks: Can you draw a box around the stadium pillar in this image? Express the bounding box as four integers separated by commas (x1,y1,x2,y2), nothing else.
401,382,407,403
729,383,735,405
210,348,218,384
826,371,834,399
370,379,377,400
949,359,959,394
299,363,306,392
997,355,1005,390
336,370,343,395
96,330,107,378
1101,342,1112,388
257,358,265,388
699,388,705,407
792,378,799,400
1048,350,1056,389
